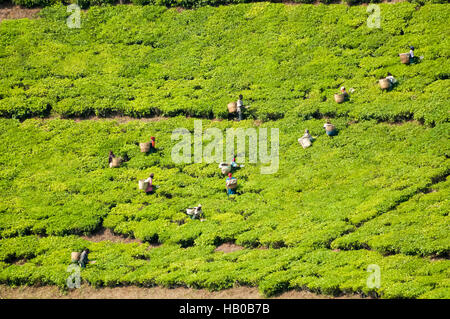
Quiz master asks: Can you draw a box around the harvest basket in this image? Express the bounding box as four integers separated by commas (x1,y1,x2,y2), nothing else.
186,207,203,219
110,157,121,168
379,78,390,90
139,179,149,190
140,142,150,153
227,102,237,113
298,137,312,149
219,162,231,174
334,94,345,104
399,53,410,64
71,252,80,262
325,124,336,132
221,167,231,175
226,179,237,189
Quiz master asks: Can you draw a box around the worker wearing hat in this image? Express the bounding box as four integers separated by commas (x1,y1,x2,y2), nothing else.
226,173,237,196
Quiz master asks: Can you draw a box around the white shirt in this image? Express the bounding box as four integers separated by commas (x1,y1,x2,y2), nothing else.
144,177,152,184
237,99,243,112
410,50,414,58
191,209,202,219
386,75,397,84
302,132,312,140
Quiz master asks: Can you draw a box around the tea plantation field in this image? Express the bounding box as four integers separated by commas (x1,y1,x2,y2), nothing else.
0,3,449,298
0,3,449,123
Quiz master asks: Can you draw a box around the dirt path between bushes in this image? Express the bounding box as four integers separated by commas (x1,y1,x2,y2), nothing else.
1,232,368,299
0,284,368,299
79,228,261,251
0,4,40,23
80,227,144,244
72,115,170,124
0,230,370,299
0,0,411,24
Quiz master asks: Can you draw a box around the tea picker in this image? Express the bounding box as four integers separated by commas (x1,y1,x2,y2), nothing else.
108,150,115,164
231,154,244,169
409,46,415,60
79,249,89,268
109,150,122,168
386,73,397,86
139,173,160,194
334,87,348,104
139,136,156,153
379,72,397,90
226,173,237,196
150,136,156,153
323,120,337,137
71,249,95,267
237,95,244,121
144,173,154,194
298,129,314,149
186,204,204,220
228,95,249,121
399,46,416,64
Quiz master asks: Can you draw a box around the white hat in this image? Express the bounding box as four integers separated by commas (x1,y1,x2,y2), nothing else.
198,204,202,207
340,86,345,90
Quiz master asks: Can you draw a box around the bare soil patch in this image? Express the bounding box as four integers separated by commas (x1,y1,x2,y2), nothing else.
81,227,162,250
387,119,422,126
429,253,449,262
253,119,263,126
174,7,188,13
0,284,367,299
11,259,28,266
0,1,410,25
284,1,340,6
72,115,169,124
214,243,244,253
81,227,142,244
0,4,40,23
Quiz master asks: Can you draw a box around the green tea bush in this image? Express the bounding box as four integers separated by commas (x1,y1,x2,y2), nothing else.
1,0,447,8
331,178,450,256
12,0,60,7
0,118,447,255
0,3,449,299
1,3,449,124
